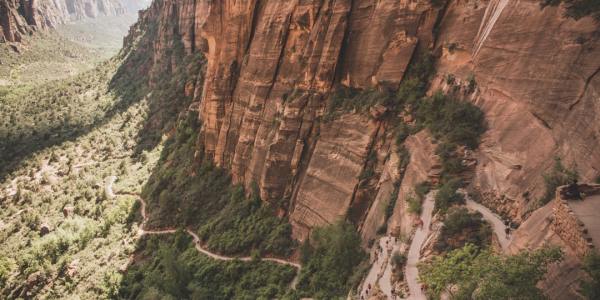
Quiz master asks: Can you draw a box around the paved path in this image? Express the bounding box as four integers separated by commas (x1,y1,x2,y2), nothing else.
404,192,435,300
116,190,301,289
360,236,399,299
464,197,510,251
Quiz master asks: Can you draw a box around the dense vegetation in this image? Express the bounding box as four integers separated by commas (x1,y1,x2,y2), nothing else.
294,222,367,299
541,0,600,21
118,233,296,299
141,112,295,257
434,207,492,252
420,244,563,299
0,67,162,298
0,60,127,180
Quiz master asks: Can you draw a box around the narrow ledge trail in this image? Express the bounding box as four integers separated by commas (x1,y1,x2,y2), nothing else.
109,177,302,289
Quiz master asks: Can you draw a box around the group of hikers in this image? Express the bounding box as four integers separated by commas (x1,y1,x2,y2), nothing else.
361,237,399,300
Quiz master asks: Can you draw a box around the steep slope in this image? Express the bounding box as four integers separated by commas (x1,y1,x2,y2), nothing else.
130,0,599,241
0,0,148,43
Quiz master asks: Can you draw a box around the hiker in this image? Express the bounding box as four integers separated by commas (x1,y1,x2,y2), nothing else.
505,227,510,239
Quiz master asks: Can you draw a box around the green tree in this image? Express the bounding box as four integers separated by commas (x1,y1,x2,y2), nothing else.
296,221,366,299
434,178,464,213
420,244,563,299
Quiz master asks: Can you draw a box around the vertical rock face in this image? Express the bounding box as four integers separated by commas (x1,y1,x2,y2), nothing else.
0,0,148,43
129,0,600,249
435,0,600,220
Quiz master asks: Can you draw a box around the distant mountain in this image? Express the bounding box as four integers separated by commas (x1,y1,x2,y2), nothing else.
0,0,150,43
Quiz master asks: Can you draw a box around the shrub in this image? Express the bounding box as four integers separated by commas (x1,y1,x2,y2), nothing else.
0,257,12,286
414,181,431,201
296,221,366,299
580,252,600,299
434,179,464,213
407,194,422,215
434,207,492,252
392,251,407,267
541,157,578,204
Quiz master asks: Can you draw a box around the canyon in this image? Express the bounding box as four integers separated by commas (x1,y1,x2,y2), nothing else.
130,0,599,239
1,0,599,298
0,0,149,42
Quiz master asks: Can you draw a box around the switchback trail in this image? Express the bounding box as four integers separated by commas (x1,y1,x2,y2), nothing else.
465,197,511,251
112,182,302,289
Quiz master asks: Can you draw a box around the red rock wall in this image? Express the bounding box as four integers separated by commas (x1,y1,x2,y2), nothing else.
122,0,600,243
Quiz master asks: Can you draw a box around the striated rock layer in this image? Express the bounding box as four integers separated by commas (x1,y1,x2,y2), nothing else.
0,0,148,43
129,0,600,249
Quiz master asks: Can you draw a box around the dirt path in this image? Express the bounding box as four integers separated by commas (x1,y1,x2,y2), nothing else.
404,192,435,300
115,190,302,289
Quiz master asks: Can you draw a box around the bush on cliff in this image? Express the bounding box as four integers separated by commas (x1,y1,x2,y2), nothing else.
434,178,465,213
541,157,579,205
434,207,492,252
420,243,563,299
295,221,366,299
416,92,486,150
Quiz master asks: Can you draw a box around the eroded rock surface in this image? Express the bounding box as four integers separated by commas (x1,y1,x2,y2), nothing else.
124,0,600,247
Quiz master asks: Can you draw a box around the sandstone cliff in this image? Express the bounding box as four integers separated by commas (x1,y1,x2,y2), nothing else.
126,0,598,244
0,0,147,43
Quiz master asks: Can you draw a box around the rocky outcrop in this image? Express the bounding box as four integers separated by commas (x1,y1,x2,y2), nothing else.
435,0,600,221
126,0,600,247
389,131,437,239
0,0,147,43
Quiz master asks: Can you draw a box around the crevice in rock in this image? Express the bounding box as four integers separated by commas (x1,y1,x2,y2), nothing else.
569,65,600,111
531,111,552,130
346,121,382,225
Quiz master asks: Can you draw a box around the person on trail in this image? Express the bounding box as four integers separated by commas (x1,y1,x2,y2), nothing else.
505,227,510,239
